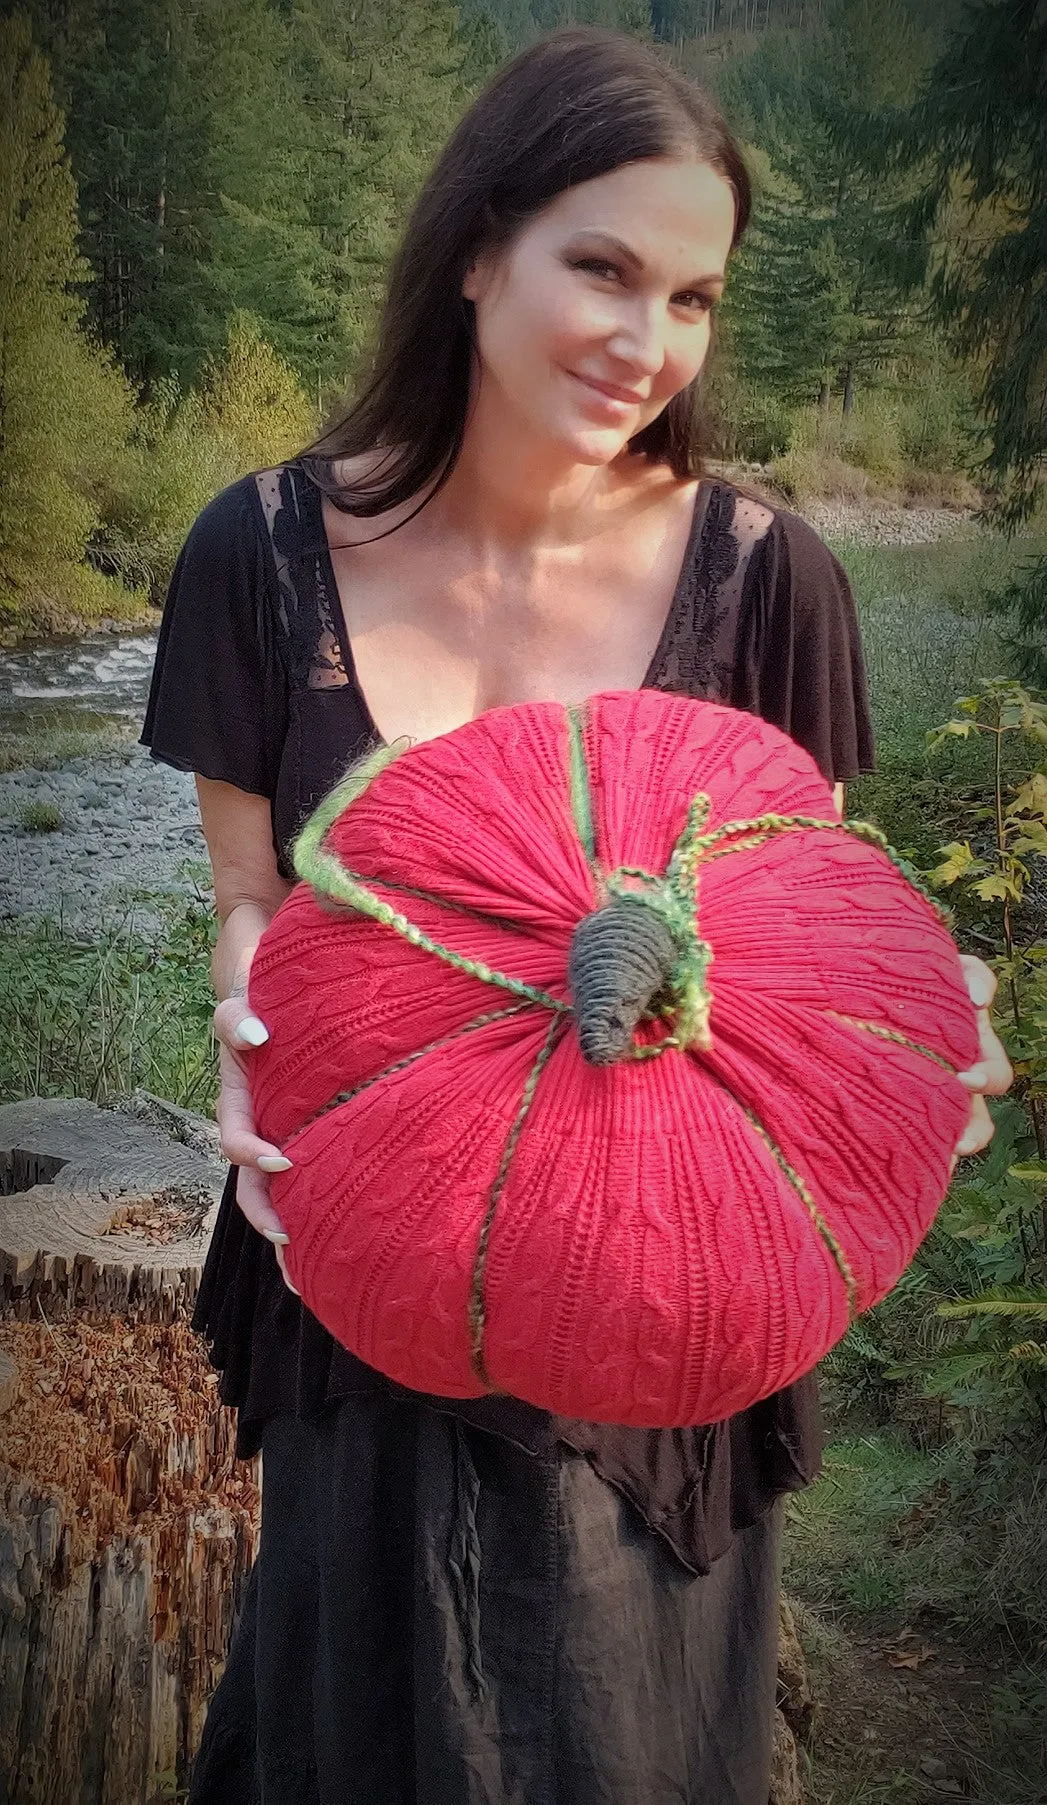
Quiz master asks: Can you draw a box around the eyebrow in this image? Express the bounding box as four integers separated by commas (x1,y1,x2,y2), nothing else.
568,230,726,288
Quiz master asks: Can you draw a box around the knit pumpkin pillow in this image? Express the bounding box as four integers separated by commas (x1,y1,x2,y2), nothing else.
248,689,978,1427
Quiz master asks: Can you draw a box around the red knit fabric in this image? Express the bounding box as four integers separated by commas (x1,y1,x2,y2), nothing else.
248,691,978,1427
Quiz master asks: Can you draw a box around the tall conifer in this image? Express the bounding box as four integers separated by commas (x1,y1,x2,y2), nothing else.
0,13,134,627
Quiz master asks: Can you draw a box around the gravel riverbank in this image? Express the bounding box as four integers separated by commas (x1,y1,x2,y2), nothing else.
0,746,209,931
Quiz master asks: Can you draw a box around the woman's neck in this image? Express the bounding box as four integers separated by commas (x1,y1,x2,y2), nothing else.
428,401,640,562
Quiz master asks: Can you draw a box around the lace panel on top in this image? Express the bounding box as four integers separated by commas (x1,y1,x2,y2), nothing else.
648,487,774,699
255,468,349,691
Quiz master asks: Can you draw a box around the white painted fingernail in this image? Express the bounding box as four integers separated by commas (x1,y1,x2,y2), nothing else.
236,1015,269,1048
957,1066,988,1089
283,1279,301,1298
262,1227,290,1245
257,1154,293,1173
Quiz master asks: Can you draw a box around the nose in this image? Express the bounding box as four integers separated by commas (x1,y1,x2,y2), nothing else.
605,298,667,380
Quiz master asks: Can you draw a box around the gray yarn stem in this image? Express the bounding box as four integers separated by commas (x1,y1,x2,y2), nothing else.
567,896,679,1065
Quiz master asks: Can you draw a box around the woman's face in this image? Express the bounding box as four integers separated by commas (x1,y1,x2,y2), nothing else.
462,156,737,465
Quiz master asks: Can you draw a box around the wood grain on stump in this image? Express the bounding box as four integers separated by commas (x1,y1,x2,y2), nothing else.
0,1097,259,1805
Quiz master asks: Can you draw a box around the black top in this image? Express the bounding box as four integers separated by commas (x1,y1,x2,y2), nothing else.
142,461,875,1576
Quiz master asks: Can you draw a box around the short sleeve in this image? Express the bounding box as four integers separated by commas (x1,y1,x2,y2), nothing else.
141,476,288,797
740,509,875,785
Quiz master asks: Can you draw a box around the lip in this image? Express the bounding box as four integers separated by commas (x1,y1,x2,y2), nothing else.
569,371,646,407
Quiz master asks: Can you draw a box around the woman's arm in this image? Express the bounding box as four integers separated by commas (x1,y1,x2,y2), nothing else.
197,776,298,1280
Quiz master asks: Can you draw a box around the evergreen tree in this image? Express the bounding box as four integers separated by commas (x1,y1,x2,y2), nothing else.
719,0,933,415
905,0,1047,524
287,0,474,387
0,13,135,628
14,0,318,384
902,0,1047,682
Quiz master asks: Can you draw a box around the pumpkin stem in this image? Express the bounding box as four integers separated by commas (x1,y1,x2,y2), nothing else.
568,897,679,1065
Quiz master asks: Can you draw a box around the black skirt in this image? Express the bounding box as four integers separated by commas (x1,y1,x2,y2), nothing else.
188,1398,783,1805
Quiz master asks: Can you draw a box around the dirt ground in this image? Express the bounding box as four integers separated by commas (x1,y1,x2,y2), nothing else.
797,1605,1047,1805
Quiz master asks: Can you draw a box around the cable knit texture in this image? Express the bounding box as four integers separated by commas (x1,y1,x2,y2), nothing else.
248,690,978,1427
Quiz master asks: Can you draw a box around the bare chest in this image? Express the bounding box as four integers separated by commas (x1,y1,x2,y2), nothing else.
323,486,699,746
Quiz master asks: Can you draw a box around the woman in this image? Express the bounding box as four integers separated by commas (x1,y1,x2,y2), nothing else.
143,27,1008,1805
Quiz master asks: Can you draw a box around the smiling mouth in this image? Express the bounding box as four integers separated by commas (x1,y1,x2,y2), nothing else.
569,372,645,406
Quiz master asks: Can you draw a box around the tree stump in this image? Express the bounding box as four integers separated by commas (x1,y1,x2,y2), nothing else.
770,1594,816,1805
0,1097,259,1805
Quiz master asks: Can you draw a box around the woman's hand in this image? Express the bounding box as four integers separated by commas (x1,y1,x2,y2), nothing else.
952,954,1014,1167
194,777,298,1295
214,991,299,1297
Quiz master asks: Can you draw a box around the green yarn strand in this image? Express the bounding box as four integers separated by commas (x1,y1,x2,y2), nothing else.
292,739,411,881
566,704,598,872
290,1004,538,1138
740,1103,860,1319
468,1013,566,1388
829,1013,958,1076
293,760,568,1018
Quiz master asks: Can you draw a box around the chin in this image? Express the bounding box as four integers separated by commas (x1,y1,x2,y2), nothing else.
549,418,635,465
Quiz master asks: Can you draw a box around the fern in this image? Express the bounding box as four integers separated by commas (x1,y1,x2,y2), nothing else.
938,1288,1047,1323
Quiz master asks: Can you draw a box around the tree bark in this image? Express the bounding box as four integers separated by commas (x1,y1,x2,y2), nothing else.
0,1097,259,1805
770,1594,815,1804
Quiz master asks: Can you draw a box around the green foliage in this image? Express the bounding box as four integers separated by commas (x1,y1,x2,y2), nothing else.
0,903,219,1112
0,15,141,632
717,0,937,425
868,682,1047,1425
22,0,480,390
18,799,63,833
903,0,1047,525
198,313,317,475
95,316,316,600
983,556,1047,693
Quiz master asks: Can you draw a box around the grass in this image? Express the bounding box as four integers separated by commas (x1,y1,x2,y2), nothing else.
18,798,64,832
788,1438,1047,1805
0,901,219,1111
0,713,136,773
821,529,1047,867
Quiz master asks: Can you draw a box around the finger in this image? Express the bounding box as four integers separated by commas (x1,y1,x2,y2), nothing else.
954,1093,995,1159
273,1242,300,1297
957,1016,1013,1096
214,995,270,1053
234,1162,291,1244
215,1047,292,1170
958,953,997,1011
216,1085,291,1173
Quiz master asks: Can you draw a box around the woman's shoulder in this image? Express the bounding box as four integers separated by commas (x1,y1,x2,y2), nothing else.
180,468,276,561
703,472,851,599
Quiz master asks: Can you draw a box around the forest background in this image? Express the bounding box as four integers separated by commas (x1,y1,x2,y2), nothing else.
2,2,1047,1799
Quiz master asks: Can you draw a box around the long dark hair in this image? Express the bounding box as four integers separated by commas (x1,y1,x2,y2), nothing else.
304,27,751,524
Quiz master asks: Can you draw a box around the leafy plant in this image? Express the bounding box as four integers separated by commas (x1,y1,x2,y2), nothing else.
892,680,1047,1422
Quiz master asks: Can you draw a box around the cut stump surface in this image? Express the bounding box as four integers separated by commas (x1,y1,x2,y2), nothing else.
0,1096,257,1805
